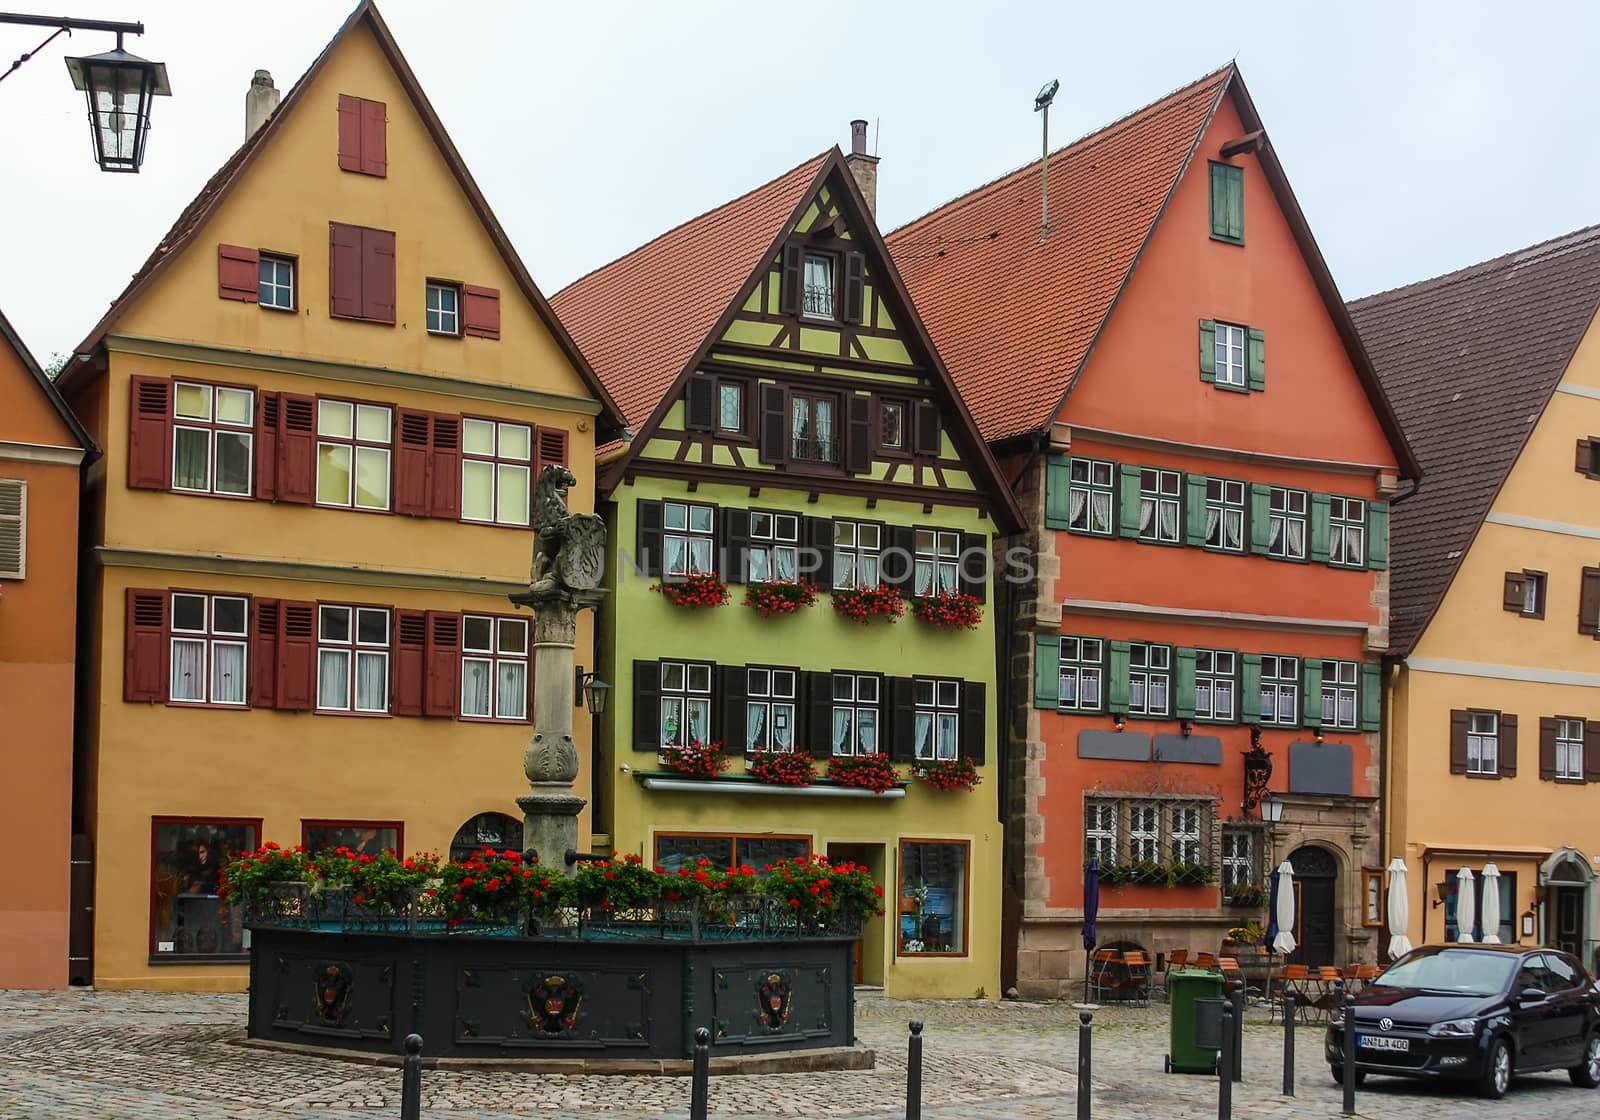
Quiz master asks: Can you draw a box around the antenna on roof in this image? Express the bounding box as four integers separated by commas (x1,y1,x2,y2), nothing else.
1034,79,1060,240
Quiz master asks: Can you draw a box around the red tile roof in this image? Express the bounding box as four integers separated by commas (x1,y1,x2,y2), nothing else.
1349,226,1600,653
888,68,1231,443
551,153,830,429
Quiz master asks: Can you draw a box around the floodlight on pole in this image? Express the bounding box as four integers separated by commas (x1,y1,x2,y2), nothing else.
1033,78,1059,239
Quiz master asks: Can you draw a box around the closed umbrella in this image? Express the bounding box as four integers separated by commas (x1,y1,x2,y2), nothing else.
1385,856,1413,959
1455,866,1476,943
1480,863,1502,944
1271,860,1297,955
1082,859,1100,1002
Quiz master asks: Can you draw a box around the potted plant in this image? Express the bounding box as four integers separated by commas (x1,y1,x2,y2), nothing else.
1225,884,1266,908
652,572,730,608
909,588,983,631
1169,862,1217,888
827,753,900,793
747,752,815,787
744,578,817,617
912,757,981,792
659,740,729,779
830,583,905,625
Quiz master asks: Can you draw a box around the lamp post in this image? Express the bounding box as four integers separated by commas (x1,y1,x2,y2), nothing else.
1,13,170,172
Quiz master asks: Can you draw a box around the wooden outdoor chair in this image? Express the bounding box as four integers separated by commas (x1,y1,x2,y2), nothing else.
1088,949,1123,1003
1193,952,1218,970
1311,966,1345,1020
1218,956,1243,995
1122,951,1152,1006
1270,964,1311,1022
1157,948,1189,1002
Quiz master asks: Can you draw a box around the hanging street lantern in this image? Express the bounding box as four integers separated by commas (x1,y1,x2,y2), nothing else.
64,36,170,172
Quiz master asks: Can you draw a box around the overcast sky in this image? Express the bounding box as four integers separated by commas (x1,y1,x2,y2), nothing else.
2,0,1597,363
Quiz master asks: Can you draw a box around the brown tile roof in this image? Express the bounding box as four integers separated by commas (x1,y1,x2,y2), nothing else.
62,1,621,431
551,153,830,429
1349,226,1600,653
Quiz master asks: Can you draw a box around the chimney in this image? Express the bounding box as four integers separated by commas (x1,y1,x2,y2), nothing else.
245,70,280,140
844,118,879,218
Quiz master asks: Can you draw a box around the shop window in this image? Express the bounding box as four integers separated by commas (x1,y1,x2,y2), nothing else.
898,839,969,956
301,821,402,856
150,818,258,960
1442,870,1516,943
448,812,521,862
654,834,810,873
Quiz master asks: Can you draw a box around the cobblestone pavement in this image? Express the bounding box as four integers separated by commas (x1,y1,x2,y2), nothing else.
0,989,1596,1119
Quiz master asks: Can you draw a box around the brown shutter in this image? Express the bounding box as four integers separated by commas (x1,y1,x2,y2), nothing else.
961,681,988,764
636,499,664,577
1500,712,1518,777
337,94,362,171
913,401,941,457
1578,438,1594,478
462,284,500,339
842,251,866,324
1585,721,1600,783
684,377,714,431
123,588,168,702
718,665,747,755
254,391,279,501
632,660,661,752
805,671,833,760
1540,717,1559,781
888,676,917,761
276,394,316,504
536,426,569,472
429,413,461,519
882,524,917,592
362,227,397,323
1581,567,1600,635
1504,572,1527,612
423,611,460,717
329,222,363,319
127,376,171,491
250,598,279,709
959,531,989,603
391,609,426,717
276,601,316,710
758,384,786,464
1449,709,1469,774
845,392,871,474
360,97,387,176
217,244,260,302
720,507,751,582
394,409,431,517
779,244,802,315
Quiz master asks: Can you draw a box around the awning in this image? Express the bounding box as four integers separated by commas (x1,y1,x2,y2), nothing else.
1420,844,1552,861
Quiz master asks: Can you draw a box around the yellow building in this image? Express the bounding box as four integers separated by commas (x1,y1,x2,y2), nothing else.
1354,227,1600,971
58,1,619,990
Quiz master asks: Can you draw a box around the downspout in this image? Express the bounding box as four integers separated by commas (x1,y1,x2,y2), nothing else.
998,427,1047,837
1379,475,1422,947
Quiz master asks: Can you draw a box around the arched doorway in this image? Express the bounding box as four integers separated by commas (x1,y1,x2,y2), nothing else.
1541,847,1594,960
1288,845,1339,967
449,812,522,862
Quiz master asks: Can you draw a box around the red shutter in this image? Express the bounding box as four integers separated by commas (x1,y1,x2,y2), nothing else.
536,426,569,473
392,609,426,716
423,611,461,717
127,376,172,491
123,588,168,702
429,414,461,519
329,222,363,319
250,598,280,709
360,98,387,176
254,391,279,501
394,409,432,517
277,393,316,503
362,227,397,324
276,601,316,710
337,94,362,171
218,244,260,302
462,284,501,339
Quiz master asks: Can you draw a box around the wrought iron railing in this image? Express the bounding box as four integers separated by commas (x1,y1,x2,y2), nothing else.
802,284,835,318
790,435,837,464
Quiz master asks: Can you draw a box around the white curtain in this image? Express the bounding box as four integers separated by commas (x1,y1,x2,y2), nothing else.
462,658,492,718
833,709,852,754
497,662,527,720
171,639,205,702
858,709,878,754
687,699,709,744
355,651,387,711
1139,499,1155,536
1158,502,1178,540
1286,519,1305,557
173,428,209,490
773,704,794,751
1070,489,1087,526
914,712,933,759
1205,505,1221,545
915,560,934,596
212,643,246,705
747,704,767,751
318,649,350,710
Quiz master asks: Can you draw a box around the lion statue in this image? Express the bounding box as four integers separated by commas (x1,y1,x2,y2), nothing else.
529,464,606,594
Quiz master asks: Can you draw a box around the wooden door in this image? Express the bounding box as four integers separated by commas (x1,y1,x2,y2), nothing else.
1554,888,1583,957
1287,846,1339,967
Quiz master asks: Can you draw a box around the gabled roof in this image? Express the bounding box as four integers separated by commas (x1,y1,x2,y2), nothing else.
551,149,1025,533
60,0,622,433
0,306,96,456
887,64,1420,479
1349,226,1600,653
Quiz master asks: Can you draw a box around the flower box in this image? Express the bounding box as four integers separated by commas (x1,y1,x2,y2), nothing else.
830,583,904,625
652,572,729,608
659,740,729,779
747,753,816,787
827,753,900,793
743,578,817,617
912,757,981,792
910,589,983,630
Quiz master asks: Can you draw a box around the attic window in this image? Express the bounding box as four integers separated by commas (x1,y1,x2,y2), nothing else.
803,254,835,318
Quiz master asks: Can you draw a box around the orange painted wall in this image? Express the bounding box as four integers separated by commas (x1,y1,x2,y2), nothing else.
0,340,83,988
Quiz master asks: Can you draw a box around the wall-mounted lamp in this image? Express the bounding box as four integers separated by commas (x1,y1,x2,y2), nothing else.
1179,719,1193,738
1258,794,1285,824
1313,728,1325,744
1432,881,1451,909
573,667,611,715
1112,712,1126,731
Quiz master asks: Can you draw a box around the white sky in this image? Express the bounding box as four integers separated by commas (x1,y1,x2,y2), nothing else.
2,0,1597,363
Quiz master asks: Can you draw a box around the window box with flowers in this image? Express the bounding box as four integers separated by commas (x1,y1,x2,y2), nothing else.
1225,884,1266,909
828,753,900,793
659,740,729,779
831,583,904,625
913,757,981,792
910,589,983,631
748,752,816,786
744,578,817,618
653,572,730,609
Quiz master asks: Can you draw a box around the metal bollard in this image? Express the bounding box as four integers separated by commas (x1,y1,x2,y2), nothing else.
1230,988,1245,1082
399,1033,423,1120
689,1026,711,1120
1217,1003,1234,1120
1076,1009,1092,1120
1340,990,1357,1116
1281,993,1295,1096
906,1020,924,1120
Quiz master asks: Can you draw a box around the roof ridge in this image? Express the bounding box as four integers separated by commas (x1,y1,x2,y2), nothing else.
889,63,1233,241
556,150,833,298
1350,223,1600,308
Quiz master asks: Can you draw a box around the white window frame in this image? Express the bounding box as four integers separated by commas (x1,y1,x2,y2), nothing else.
664,501,715,577
748,510,799,583
1194,648,1236,722
1057,635,1104,713
716,380,743,433
914,529,960,596
1085,800,1118,866
462,418,532,526
1068,457,1115,536
1268,487,1308,560
1556,717,1584,781
1214,322,1247,388
746,667,797,754
1127,804,1161,864
1128,642,1171,717
1205,478,1246,552
258,254,295,310
831,672,881,757
1221,828,1256,894
168,592,248,706
425,280,461,336
1138,468,1182,543
171,381,254,498
315,399,392,511
1329,495,1367,569
914,677,960,761
802,253,835,319
460,614,529,721
316,604,390,714
659,661,712,749
1260,655,1300,727
832,520,881,589
1521,572,1545,616
1320,659,1360,730
1170,805,1203,866
1467,711,1498,776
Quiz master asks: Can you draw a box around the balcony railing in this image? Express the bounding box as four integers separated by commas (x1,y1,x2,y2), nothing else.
791,435,837,463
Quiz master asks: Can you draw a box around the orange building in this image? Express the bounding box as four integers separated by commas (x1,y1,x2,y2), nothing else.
0,309,96,988
891,67,1419,994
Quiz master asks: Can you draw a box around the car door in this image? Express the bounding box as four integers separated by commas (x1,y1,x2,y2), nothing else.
1509,956,1554,1068
1541,953,1589,1067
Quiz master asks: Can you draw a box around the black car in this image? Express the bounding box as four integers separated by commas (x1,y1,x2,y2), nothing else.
1326,944,1600,1099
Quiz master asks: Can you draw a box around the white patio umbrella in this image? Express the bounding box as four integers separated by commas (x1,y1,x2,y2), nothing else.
1386,856,1413,959
1455,866,1476,943
1480,863,1502,943
1272,860,1297,955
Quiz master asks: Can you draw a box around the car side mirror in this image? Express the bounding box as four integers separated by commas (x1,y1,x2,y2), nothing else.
1518,987,1545,1004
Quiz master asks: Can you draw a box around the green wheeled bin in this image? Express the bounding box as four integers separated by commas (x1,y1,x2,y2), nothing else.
1166,968,1225,1074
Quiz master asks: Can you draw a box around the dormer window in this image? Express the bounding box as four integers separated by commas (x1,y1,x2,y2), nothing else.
803,253,835,318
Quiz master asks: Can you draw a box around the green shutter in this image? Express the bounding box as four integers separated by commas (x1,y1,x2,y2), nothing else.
1174,647,1198,720
1361,662,1382,732
1240,653,1263,724
1209,163,1244,243
1199,319,1217,383
1045,455,1072,530
1185,473,1209,546
1302,658,1324,728
1249,483,1272,554
1117,464,1143,538
1034,635,1061,710
1107,640,1132,715
1368,499,1389,571
1309,492,1332,563
1247,328,1265,391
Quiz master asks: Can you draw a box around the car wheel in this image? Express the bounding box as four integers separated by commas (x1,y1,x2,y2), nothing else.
1478,1037,1513,1100
1571,1031,1600,1089
1329,1066,1366,1087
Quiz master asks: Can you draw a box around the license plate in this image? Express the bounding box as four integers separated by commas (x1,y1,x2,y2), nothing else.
1358,1035,1409,1052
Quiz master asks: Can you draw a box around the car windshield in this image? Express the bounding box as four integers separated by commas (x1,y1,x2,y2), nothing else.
1374,950,1518,996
